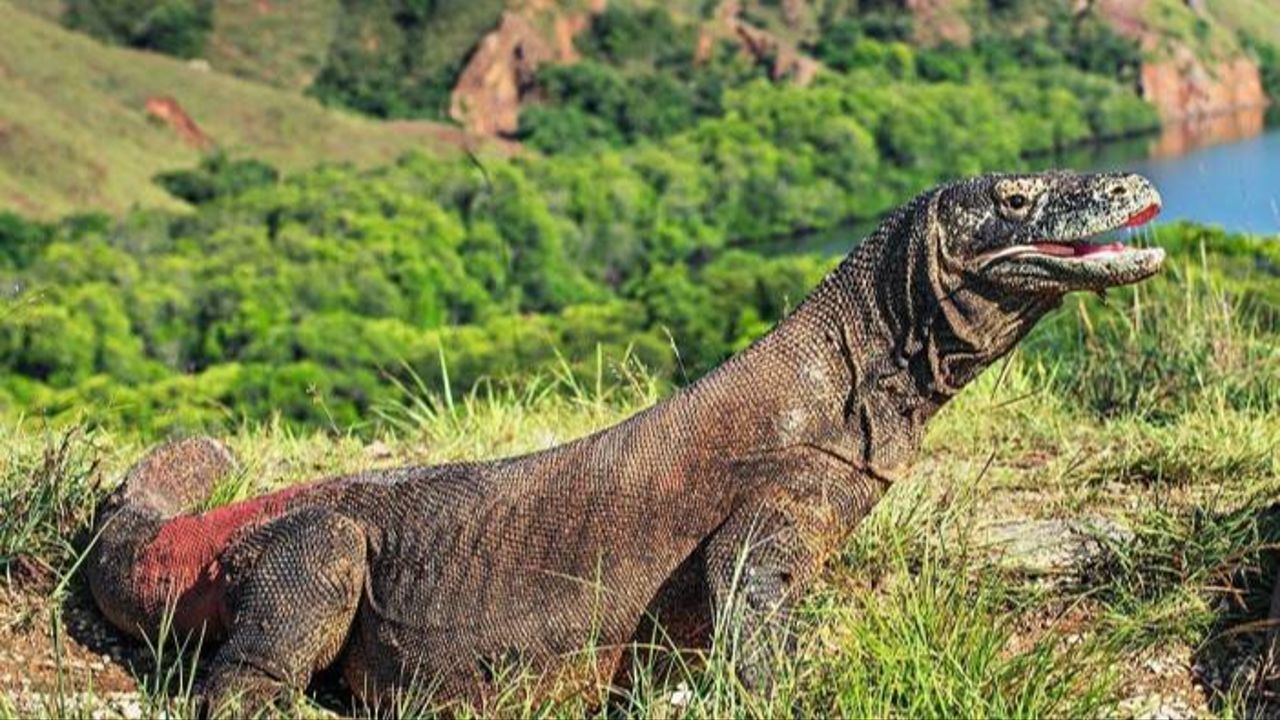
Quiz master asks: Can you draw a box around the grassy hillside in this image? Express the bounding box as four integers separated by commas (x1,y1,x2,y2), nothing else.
1141,0,1243,60
203,0,341,90
7,0,342,89
0,2,487,218
1209,0,1280,47
3,226,1280,717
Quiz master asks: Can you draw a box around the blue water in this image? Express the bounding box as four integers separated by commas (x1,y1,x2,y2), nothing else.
782,119,1280,256
1093,127,1280,236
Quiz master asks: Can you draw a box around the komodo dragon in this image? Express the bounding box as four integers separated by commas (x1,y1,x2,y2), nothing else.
87,170,1166,713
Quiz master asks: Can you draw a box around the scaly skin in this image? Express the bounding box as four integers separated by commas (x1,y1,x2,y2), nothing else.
85,171,1166,714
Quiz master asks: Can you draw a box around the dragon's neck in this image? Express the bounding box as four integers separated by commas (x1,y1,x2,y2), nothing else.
686,192,1048,482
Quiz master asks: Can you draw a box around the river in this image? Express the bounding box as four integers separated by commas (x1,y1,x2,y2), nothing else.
784,108,1280,256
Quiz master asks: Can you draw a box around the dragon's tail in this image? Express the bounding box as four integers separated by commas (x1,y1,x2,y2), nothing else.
86,437,239,638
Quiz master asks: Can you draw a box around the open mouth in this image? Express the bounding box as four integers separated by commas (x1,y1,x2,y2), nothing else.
981,203,1162,265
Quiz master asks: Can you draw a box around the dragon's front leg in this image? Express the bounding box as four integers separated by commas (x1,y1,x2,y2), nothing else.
704,465,881,694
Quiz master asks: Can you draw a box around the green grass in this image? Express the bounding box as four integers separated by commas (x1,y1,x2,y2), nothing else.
1141,0,1245,61
1209,0,1280,47
0,2,487,219
3,230,1280,716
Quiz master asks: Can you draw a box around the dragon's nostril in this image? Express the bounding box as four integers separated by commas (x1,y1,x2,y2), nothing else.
1111,185,1127,196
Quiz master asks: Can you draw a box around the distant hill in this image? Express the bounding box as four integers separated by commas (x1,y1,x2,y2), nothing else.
0,2,507,218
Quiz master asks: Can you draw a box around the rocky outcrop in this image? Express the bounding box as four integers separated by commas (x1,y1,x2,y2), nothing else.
1139,52,1267,122
449,12,553,136
894,0,1267,121
448,0,1266,136
731,20,821,85
449,3,601,136
903,0,971,47
1089,0,1268,121
450,0,823,136
709,0,821,85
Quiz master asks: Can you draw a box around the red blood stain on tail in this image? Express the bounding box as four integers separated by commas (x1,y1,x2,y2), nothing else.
131,483,322,636
1126,203,1161,227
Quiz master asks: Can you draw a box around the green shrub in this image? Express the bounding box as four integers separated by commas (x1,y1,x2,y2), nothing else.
0,212,53,270
577,5,696,67
1241,32,1280,107
154,151,280,205
63,0,213,58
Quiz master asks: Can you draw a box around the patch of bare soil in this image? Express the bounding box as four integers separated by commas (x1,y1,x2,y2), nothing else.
0,584,141,715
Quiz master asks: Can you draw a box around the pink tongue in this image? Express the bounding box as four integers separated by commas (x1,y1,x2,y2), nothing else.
1030,242,1076,257
1031,241,1125,257
1074,241,1124,256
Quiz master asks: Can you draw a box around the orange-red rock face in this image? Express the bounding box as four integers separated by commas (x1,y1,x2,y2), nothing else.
906,0,1269,122
1090,0,1268,121
1140,55,1268,122
731,20,821,85
449,5,595,137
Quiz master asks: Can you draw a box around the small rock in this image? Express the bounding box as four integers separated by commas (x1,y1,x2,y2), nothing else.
365,440,393,459
120,698,144,720
979,516,1131,576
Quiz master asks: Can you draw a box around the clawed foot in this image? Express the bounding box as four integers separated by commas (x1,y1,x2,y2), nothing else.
197,668,292,719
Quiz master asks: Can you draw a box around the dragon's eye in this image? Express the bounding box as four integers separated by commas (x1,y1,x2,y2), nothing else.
1006,194,1028,210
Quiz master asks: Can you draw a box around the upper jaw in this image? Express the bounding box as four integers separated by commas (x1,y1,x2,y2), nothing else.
977,182,1166,292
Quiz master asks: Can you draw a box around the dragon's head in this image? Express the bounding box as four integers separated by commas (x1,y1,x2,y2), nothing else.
936,170,1165,296
854,170,1167,395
